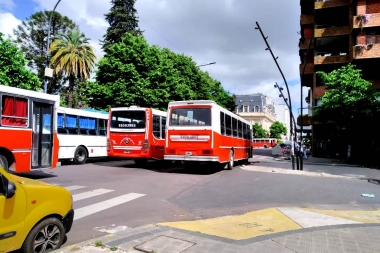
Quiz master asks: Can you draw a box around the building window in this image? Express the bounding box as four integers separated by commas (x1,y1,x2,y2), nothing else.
243,105,248,112
255,106,260,112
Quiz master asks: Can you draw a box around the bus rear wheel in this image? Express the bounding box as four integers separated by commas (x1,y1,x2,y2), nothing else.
0,155,8,171
227,150,234,170
134,159,148,166
74,147,87,165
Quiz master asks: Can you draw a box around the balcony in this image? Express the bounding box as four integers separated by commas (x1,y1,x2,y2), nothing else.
353,43,380,59
301,14,314,25
315,0,349,9
314,54,350,64
315,26,350,37
353,13,380,30
297,115,312,126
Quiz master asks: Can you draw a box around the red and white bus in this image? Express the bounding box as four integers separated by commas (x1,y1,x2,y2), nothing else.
164,100,253,169
106,106,167,165
0,85,60,173
252,138,278,148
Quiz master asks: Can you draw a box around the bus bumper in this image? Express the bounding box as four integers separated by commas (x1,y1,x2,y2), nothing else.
164,155,219,162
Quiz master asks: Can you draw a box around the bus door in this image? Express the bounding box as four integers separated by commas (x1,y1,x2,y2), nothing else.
31,101,54,169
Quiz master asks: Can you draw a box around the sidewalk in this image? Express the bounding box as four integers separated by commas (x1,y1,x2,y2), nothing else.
55,207,380,253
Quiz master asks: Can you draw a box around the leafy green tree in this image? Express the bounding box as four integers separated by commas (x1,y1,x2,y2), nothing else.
0,32,40,90
269,121,287,140
252,123,268,138
13,11,77,94
101,0,143,52
59,79,93,108
90,33,234,111
314,64,378,125
49,29,96,108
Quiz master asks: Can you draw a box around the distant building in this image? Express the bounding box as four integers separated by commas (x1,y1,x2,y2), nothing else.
234,94,276,134
273,103,290,141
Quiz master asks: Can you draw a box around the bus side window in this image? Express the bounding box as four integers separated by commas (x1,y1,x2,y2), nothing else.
57,113,67,134
238,120,243,138
161,117,166,139
98,119,107,136
65,114,78,135
243,123,247,139
232,117,237,137
225,115,232,136
79,116,97,136
1,95,28,127
220,112,225,135
153,115,160,138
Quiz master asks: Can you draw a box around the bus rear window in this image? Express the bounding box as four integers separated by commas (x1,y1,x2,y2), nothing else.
169,108,211,126
111,111,146,128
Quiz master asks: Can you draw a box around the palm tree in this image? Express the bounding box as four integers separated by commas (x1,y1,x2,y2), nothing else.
49,29,96,108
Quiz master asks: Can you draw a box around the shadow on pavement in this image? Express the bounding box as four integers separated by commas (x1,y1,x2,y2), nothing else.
368,179,380,185
10,170,57,179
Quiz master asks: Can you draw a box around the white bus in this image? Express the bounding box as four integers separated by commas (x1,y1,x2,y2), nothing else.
57,107,109,164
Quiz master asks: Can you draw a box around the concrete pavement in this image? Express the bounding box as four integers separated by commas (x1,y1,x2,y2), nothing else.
55,206,380,253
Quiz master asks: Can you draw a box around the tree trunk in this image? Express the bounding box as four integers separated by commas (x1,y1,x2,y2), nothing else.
68,75,74,108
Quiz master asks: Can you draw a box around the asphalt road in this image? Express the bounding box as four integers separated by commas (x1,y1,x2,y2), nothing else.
17,150,380,248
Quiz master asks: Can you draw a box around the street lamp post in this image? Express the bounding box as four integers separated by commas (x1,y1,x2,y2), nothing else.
44,0,62,94
197,62,216,67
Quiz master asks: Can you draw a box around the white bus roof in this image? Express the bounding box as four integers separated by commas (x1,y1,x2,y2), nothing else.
110,106,167,117
57,107,109,119
168,100,217,106
0,85,60,103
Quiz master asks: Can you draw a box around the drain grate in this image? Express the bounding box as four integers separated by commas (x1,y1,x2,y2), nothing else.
134,235,195,253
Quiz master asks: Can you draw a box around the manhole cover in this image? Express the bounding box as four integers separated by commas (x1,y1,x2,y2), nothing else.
134,235,195,253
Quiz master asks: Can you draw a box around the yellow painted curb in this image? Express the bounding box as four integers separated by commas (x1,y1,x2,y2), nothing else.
303,208,380,223
157,208,301,240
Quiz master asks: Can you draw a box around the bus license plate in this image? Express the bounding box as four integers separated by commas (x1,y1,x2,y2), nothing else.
124,150,131,154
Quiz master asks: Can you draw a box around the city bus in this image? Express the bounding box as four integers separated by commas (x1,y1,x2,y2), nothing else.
106,106,167,165
0,85,60,173
252,138,278,148
164,100,253,169
57,107,108,164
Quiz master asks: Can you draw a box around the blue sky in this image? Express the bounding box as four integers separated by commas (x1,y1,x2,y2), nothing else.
0,0,307,124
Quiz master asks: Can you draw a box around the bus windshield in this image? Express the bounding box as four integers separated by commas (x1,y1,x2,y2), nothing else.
169,108,211,126
111,111,146,129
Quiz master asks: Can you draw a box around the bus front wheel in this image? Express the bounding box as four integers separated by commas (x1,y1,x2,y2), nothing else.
227,150,234,170
74,147,87,165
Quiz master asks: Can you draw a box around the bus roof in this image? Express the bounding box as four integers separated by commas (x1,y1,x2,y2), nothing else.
0,85,60,102
168,100,217,106
57,107,109,119
110,107,167,117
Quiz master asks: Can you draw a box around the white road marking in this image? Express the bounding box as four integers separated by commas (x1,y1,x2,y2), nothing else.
277,207,361,228
74,193,146,220
65,185,87,191
72,189,114,201
93,225,129,234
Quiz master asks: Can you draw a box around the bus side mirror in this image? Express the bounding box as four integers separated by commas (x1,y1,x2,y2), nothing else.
0,174,16,199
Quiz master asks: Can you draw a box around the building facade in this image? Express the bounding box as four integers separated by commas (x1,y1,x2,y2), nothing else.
273,103,291,140
234,94,277,133
299,0,380,157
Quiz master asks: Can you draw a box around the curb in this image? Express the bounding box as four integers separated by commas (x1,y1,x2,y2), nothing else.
54,224,156,252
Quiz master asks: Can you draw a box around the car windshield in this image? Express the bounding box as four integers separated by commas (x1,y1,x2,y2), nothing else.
169,108,211,126
111,111,146,129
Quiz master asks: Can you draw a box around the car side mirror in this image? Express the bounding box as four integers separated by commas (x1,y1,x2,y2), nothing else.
0,174,16,199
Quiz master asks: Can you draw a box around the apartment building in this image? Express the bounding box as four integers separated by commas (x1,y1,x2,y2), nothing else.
299,0,380,157
234,94,277,134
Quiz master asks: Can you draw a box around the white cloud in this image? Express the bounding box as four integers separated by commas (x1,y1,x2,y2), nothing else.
0,12,21,39
30,0,304,110
0,0,15,12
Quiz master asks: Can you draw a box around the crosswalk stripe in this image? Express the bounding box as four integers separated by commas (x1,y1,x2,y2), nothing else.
65,185,86,191
74,193,146,220
72,189,114,201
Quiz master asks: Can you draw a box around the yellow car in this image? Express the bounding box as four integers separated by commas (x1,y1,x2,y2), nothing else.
0,167,74,253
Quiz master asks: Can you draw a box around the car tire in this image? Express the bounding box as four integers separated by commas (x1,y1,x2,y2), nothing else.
21,217,65,253
227,150,234,170
74,146,87,165
0,155,8,171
